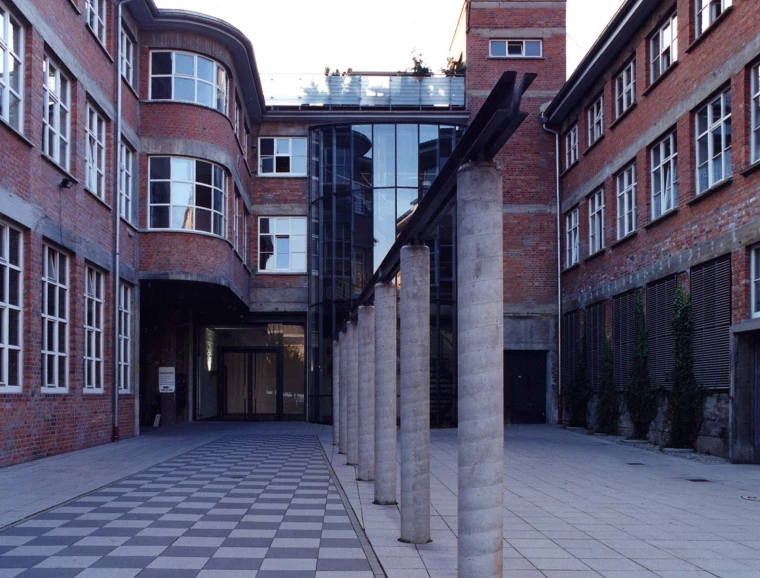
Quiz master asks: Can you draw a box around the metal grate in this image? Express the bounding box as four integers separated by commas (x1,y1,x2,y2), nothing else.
647,276,676,389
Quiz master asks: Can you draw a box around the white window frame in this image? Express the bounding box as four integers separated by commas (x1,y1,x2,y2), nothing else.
587,95,604,147
696,0,732,39
588,189,605,255
119,140,134,221
85,104,107,199
751,65,760,164
489,39,542,58
232,192,239,254
650,13,678,83
651,131,678,219
258,216,307,273
0,220,22,392
84,266,104,392
42,55,71,171
615,59,636,119
120,26,134,87
695,88,731,195
0,3,24,133
616,163,637,239
565,208,579,268
234,96,242,141
86,0,107,47
42,245,69,392
242,209,248,265
565,124,578,169
149,50,228,115
258,137,308,177
118,283,131,393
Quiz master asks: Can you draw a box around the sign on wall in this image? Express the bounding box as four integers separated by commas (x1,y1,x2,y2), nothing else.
159,367,176,393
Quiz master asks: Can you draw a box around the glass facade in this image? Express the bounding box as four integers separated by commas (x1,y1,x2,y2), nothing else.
308,123,463,424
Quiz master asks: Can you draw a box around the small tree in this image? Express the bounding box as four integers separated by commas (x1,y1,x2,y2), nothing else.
624,293,659,439
666,286,706,448
409,51,432,76
596,338,619,434
441,57,467,77
564,334,592,428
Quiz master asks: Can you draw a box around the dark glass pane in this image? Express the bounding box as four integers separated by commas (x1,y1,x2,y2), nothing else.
260,235,274,253
46,285,55,317
261,157,274,173
8,228,20,266
150,157,170,180
214,166,224,189
8,349,18,386
151,77,171,100
196,161,212,184
8,269,19,305
260,252,274,271
151,52,172,75
352,125,373,191
419,125,438,193
213,190,223,212
260,218,270,234
439,126,455,170
373,189,395,270
196,185,212,208
150,181,170,204
373,125,395,188
8,309,19,346
196,209,212,232
213,214,223,235
276,156,291,173
151,206,170,228
260,138,274,156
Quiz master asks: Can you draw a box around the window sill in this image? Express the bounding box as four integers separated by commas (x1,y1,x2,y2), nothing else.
610,230,638,248
123,77,139,100
643,61,679,97
645,207,679,229
487,56,545,61
119,390,134,396
257,270,307,276
257,173,309,179
41,153,78,184
0,387,23,394
583,134,605,156
83,389,105,395
561,262,581,274
560,160,579,178
686,177,733,206
41,387,70,395
143,99,229,121
85,187,113,211
584,249,606,263
0,117,35,148
686,6,733,54
121,215,138,231
86,25,115,63
146,228,229,243
740,159,760,177
609,101,637,130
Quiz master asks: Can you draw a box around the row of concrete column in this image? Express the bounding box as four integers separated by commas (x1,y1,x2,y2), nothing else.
331,161,505,577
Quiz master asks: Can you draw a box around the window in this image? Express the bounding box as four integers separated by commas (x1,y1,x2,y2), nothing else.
42,56,71,170
696,89,731,194
84,267,104,392
0,3,23,132
565,208,579,268
612,291,637,389
149,157,227,237
42,246,68,390
588,189,605,255
752,246,760,319
242,209,248,265
616,163,637,239
150,51,228,114
120,27,134,87
651,131,678,219
85,105,106,199
647,276,676,388
234,96,242,141
259,217,307,273
118,283,131,392
751,65,760,163
243,128,249,161
259,137,307,176
565,124,578,169
696,0,732,38
119,140,133,221
232,192,239,253
587,95,604,146
651,13,678,83
0,221,21,391
86,0,107,46
489,39,542,58
615,59,636,118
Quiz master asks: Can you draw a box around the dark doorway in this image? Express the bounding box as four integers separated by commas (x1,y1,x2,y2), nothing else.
504,350,547,424
219,348,282,420
755,343,760,464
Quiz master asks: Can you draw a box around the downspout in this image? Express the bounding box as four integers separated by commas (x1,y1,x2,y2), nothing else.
541,114,562,424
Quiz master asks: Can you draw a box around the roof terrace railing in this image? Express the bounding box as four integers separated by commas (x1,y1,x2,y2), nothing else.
262,73,466,110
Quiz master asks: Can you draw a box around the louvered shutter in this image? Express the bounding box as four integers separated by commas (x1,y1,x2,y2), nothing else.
613,291,637,389
647,276,676,388
586,302,605,392
562,311,581,391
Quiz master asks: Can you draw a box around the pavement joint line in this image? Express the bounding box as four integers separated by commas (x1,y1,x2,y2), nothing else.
318,435,388,578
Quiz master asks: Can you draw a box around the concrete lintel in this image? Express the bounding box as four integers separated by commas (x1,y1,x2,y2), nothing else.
471,1,566,7
731,317,760,335
503,203,556,215
472,27,566,38
253,206,308,217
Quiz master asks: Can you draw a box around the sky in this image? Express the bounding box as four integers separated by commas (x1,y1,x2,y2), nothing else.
154,0,626,78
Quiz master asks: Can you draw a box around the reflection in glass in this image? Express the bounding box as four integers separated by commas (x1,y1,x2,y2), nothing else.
373,189,394,269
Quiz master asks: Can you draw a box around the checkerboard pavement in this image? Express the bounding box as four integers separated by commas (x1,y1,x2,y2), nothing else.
0,434,376,578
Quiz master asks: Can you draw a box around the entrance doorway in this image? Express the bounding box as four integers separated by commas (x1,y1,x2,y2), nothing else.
504,350,547,424
220,348,282,420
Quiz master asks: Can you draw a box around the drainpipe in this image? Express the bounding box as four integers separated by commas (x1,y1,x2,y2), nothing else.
541,114,562,425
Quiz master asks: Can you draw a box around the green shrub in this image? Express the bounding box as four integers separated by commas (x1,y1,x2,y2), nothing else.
623,293,659,439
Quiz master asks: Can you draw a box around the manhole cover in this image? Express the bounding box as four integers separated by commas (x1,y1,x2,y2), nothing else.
742,496,759,502
626,462,645,466
686,478,710,483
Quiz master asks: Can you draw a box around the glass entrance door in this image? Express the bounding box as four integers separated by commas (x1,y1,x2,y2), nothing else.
220,348,281,420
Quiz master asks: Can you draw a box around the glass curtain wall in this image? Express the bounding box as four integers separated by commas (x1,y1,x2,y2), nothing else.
308,123,464,424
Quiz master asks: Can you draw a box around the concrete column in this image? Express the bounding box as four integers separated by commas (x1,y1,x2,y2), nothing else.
457,161,504,578
347,320,360,466
332,339,340,446
358,306,376,481
374,282,397,505
399,245,430,544
339,329,348,455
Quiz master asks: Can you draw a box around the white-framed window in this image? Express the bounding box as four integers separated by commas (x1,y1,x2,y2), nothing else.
86,0,107,46
42,56,71,170
84,266,104,392
234,96,242,141
651,13,678,83
615,59,636,119
242,209,248,265
587,95,604,146
696,88,731,194
259,137,307,177
616,163,637,239
565,208,579,268
120,27,134,87
258,217,307,273
42,245,69,391
588,189,605,255
149,157,227,237
751,65,760,164
565,124,578,169
119,140,133,221
149,51,228,114
489,39,542,58
232,192,239,253
0,3,24,132
85,105,106,199
651,131,678,219
696,0,732,38
0,221,22,391
243,127,249,161
118,283,131,392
